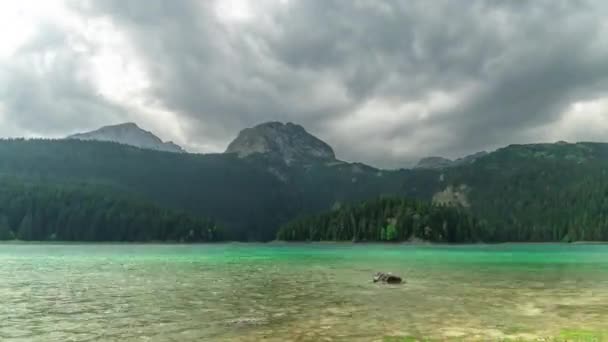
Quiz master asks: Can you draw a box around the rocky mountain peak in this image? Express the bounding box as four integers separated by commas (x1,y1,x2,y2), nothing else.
67,122,186,153
225,122,336,164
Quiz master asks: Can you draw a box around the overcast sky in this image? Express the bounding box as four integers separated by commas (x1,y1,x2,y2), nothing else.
1,0,607,168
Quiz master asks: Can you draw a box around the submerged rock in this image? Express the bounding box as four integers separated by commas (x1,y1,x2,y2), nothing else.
373,272,403,284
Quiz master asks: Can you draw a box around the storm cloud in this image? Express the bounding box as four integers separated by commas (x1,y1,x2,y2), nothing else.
1,0,608,167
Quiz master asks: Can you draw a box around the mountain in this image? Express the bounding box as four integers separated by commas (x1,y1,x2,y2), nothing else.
415,151,488,169
67,122,185,153
414,156,453,169
3,122,608,242
280,141,608,242
226,122,336,164
0,136,434,240
453,151,488,166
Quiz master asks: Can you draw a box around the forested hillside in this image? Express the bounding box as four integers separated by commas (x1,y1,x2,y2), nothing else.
443,142,608,242
0,139,296,240
281,142,608,243
0,139,437,240
277,197,482,242
0,179,220,242
4,137,608,242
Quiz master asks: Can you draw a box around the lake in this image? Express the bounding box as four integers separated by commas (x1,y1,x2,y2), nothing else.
1,243,608,341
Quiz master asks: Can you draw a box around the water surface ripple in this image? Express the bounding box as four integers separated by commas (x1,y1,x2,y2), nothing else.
1,243,608,341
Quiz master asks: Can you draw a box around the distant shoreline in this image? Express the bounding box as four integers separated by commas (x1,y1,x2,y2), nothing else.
1,240,608,246
269,240,608,246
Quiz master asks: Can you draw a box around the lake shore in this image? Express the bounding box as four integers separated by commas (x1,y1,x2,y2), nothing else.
2,239,608,246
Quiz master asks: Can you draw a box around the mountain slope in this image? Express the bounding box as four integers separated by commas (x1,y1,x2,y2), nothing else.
278,197,481,242
414,156,453,169
279,141,608,242
67,122,185,153
226,122,335,164
0,179,220,242
439,142,608,241
5,122,608,242
0,139,286,240
414,151,488,169
0,138,436,240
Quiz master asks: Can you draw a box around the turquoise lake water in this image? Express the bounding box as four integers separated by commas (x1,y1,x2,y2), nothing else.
1,243,608,341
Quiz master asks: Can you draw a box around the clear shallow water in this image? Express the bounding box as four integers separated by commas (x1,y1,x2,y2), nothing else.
1,243,608,341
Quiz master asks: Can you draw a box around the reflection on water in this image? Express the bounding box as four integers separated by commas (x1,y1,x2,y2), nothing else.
1,243,608,341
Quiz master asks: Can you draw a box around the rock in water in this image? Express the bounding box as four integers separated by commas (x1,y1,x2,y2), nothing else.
373,272,403,284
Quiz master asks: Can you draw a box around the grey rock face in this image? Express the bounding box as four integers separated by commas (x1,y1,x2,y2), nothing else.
67,122,186,153
225,122,336,164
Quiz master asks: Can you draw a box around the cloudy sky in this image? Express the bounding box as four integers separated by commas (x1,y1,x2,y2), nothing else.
1,0,607,168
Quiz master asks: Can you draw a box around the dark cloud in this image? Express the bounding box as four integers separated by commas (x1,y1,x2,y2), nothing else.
0,20,128,137
2,0,608,167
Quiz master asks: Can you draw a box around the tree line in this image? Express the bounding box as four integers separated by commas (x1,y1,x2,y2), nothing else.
0,178,221,242
277,197,483,242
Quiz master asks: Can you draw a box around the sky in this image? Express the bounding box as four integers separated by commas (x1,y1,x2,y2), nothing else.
0,0,607,168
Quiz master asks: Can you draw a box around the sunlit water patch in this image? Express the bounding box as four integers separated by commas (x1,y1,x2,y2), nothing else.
1,243,608,341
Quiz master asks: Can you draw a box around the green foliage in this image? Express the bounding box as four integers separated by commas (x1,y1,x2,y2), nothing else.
383,334,608,342
0,179,221,242
277,197,482,242
559,329,608,342
385,223,397,241
383,337,423,342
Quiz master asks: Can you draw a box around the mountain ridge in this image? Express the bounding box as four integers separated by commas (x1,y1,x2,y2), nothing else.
67,122,186,153
3,122,608,241
415,151,489,170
